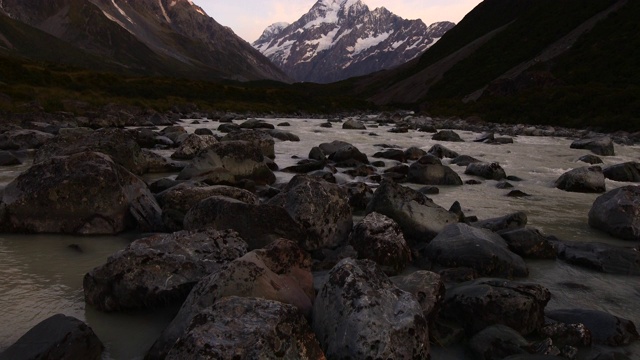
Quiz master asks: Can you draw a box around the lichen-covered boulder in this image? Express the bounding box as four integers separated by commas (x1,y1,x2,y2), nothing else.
546,309,639,346
0,129,54,150
0,314,103,360
588,186,640,241
570,136,615,156
267,175,352,251
177,140,275,185
148,239,314,359
465,162,507,180
603,162,640,182
183,196,306,250
1,151,160,235
407,162,463,185
83,228,247,312
426,223,529,278
350,212,412,275
366,180,458,242
33,128,148,175
165,297,324,360
441,278,551,335
555,166,606,193
390,270,445,324
170,133,218,160
313,258,429,359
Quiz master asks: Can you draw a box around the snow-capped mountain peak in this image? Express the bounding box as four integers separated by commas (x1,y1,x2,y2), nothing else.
253,0,455,83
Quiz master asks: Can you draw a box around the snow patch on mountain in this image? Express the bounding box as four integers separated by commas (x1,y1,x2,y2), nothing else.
353,31,391,55
111,0,134,24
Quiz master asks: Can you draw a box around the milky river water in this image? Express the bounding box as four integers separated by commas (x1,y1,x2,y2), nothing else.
1,117,639,359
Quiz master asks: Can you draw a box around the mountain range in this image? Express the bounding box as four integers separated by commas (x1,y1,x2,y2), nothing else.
253,0,454,83
0,0,289,82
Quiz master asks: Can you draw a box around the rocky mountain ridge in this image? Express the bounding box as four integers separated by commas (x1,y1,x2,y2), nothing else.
0,0,289,82
253,0,454,83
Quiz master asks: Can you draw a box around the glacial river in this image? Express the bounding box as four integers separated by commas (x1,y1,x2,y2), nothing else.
1,117,639,359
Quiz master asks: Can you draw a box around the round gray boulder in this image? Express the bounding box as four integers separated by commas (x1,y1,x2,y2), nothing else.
588,186,640,240
555,166,606,193
570,136,615,156
465,162,507,180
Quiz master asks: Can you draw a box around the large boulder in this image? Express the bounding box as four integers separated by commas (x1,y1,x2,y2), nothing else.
222,130,275,159
148,239,314,359
1,151,160,235
267,175,352,251
603,162,640,182
465,162,507,180
588,186,640,241
313,258,429,359
319,140,368,164
441,278,551,335
0,129,54,150
0,150,21,166
350,212,412,275
469,325,530,360
407,162,463,185
366,180,458,242
555,166,606,193
0,314,103,360
33,128,148,175
170,134,218,160
556,241,640,275
177,140,276,185
426,223,529,278
165,296,324,359
546,309,639,346
183,196,307,249
83,228,247,312
570,136,615,156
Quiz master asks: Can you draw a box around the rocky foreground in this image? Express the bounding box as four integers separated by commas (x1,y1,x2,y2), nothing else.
1,111,639,360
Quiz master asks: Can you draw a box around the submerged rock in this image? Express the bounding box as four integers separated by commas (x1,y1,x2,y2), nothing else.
313,258,429,359
1,151,159,235
589,186,640,241
83,228,247,312
555,166,606,193
426,223,529,278
556,241,640,275
0,314,103,360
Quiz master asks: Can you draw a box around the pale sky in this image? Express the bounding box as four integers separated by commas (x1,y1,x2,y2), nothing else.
196,0,483,43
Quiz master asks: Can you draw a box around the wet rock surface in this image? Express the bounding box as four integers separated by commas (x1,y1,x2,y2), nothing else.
556,241,640,275
465,162,507,180
555,166,606,193
83,228,248,312
570,136,615,156
546,309,639,346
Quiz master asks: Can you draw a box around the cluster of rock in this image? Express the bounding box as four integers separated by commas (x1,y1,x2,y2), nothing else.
1,114,639,360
